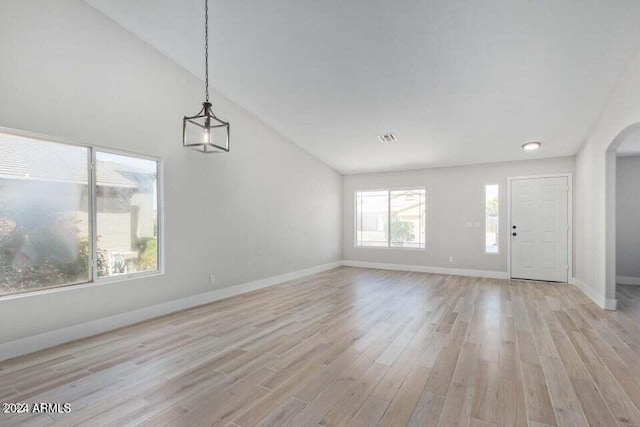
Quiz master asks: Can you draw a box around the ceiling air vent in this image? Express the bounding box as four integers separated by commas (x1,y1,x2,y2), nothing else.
378,133,398,143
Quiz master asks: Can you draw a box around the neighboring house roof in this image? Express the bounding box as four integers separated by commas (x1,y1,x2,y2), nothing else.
0,133,151,189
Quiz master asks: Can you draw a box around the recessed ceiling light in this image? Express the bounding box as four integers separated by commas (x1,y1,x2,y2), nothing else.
378,133,398,143
522,141,542,151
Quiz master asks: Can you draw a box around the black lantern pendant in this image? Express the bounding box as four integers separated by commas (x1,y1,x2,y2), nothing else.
183,0,230,153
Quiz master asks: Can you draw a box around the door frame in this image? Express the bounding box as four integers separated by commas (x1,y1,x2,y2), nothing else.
507,173,573,282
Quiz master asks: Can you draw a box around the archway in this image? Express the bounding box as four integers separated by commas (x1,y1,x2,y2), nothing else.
605,122,640,304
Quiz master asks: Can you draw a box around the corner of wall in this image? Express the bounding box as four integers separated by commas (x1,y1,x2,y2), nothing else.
569,277,617,310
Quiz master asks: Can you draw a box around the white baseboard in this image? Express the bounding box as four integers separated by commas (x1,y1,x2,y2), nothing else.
617,276,640,286
0,261,342,362
344,262,621,311
2,261,623,362
569,277,617,310
342,260,510,280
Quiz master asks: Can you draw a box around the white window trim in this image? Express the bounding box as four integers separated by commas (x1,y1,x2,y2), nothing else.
354,187,426,250
0,126,164,300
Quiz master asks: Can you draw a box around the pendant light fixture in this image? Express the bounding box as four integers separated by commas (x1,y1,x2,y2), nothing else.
183,0,230,153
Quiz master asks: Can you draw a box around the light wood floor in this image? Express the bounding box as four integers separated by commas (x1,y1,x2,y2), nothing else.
2,267,640,426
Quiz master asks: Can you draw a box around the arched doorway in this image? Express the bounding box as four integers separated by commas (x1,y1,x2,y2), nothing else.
605,122,640,304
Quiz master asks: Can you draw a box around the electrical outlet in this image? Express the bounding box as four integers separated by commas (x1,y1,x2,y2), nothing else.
209,274,216,285
473,221,481,228
448,256,454,263
465,221,473,228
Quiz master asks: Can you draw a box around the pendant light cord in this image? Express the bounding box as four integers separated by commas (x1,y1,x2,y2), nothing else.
204,0,209,102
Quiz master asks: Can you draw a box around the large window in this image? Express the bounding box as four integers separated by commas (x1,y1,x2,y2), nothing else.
0,131,161,296
485,184,499,253
356,188,425,249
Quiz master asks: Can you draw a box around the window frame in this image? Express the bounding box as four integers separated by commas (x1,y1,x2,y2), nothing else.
485,183,499,254
354,187,426,250
0,126,164,299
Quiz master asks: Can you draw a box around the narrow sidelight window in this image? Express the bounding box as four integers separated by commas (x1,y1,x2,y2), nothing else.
485,184,499,253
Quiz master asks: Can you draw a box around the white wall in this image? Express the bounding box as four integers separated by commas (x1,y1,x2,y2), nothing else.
0,0,342,345
575,47,640,306
617,155,640,279
343,157,574,274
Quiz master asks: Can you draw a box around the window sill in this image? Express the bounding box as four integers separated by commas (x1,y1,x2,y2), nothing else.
0,270,163,302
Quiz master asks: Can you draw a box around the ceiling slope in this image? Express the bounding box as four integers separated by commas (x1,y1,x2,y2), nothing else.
85,0,640,174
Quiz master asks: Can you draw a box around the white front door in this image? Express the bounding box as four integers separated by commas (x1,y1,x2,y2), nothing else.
511,176,569,282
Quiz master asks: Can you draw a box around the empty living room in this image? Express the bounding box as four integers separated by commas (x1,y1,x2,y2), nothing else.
2,0,640,426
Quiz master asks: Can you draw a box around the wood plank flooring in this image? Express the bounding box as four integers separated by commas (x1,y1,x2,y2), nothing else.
1,267,640,426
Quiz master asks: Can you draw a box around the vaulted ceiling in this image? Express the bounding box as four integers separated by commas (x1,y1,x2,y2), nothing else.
85,0,640,174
